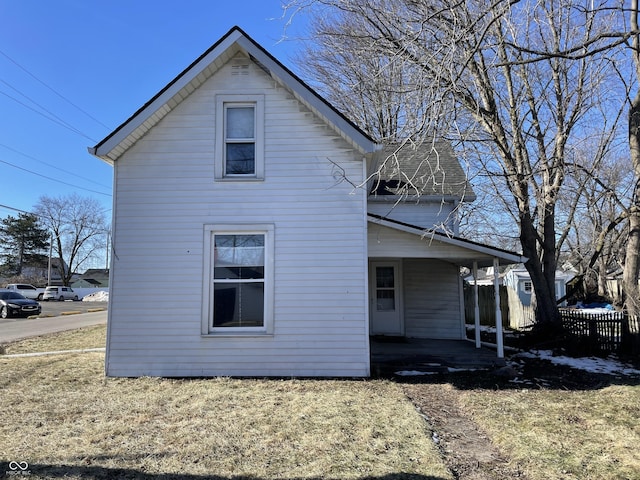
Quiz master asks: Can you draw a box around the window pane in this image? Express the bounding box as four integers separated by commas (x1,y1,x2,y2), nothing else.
376,290,395,311
226,143,255,174
215,235,264,271
214,266,264,280
376,267,395,288
214,283,264,327
226,107,254,139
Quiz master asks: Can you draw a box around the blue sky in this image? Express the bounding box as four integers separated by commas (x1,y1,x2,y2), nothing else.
0,0,306,220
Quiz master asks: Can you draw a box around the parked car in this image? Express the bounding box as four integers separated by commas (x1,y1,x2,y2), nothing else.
5,283,45,300
0,290,42,318
42,286,79,301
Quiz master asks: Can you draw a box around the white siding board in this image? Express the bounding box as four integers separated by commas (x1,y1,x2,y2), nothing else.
107,56,369,377
368,202,455,230
403,259,463,339
368,222,492,262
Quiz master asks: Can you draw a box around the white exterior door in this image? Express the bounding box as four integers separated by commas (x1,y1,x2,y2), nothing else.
369,261,403,335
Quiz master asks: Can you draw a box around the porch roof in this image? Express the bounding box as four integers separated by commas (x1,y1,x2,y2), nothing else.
367,214,526,268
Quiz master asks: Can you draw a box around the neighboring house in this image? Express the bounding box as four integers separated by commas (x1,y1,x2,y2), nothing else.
89,26,524,377
20,257,67,286
71,269,110,288
504,266,574,329
504,266,573,307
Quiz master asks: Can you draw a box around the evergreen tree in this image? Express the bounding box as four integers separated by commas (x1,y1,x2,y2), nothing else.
0,213,49,276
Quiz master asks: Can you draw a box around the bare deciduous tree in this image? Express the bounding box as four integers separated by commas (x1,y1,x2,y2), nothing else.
34,193,109,286
287,0,625,330
559,151,631,303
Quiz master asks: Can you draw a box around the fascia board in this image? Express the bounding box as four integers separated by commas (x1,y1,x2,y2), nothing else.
90,31,245,160
234,36,379,155
367,194,477,203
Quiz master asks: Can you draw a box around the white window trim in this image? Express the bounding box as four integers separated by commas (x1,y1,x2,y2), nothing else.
215,94,265,181
202,224,274,336
523,280,533,294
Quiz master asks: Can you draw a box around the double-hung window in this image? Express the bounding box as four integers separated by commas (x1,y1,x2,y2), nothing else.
224,105,256,175
215,94,264,180
202,224,274,335
213,234,264,327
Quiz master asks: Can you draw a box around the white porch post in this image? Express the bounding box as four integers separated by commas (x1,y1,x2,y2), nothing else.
473,261,481,348
493,257,504,358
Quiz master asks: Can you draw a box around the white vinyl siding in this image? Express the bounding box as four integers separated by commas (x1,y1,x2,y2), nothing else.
368,222,491,262
368,223,467,340
106,55,369,377
402,259,463,339
367,201,456,232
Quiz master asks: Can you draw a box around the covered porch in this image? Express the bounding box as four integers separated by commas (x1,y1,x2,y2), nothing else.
367,214,526,369
370,337,505,377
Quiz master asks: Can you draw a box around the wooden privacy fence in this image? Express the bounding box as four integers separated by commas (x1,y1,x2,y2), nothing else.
560,309,629,353
463,284,509,326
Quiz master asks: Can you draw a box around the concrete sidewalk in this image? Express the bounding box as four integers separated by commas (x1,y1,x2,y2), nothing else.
0,310,107,344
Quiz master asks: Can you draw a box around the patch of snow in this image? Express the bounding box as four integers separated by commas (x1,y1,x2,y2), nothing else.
82,291,109,302
569,307,617,315
466,324,497,333
516,350,640,376
395,370,440,376
465,324,522,336
395,367,484,376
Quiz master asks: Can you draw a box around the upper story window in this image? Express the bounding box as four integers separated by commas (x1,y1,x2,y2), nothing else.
523,280,533,294
215,94,264,180
225,105,256,175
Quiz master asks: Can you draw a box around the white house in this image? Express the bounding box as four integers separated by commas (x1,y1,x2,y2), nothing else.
89,26,525,377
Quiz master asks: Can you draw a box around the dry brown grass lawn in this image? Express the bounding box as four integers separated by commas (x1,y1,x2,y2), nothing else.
4,327,638,480
2,324,106,354
0,328,452,480
457,384,640,480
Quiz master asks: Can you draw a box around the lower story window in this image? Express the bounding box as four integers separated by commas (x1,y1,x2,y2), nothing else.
203,224,274,335
213,234,265,327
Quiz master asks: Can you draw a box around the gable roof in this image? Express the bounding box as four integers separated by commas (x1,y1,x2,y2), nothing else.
370,142,476,201
89,26,379,163
368,213,525,267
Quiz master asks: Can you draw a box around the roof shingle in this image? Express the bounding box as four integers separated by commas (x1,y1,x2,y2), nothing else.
371,141,475,200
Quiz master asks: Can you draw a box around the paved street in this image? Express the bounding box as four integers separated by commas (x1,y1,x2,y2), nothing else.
0,310,107,344
38,300,108,317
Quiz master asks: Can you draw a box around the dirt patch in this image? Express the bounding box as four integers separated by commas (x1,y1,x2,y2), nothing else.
403,382,528,480
396,351,640,480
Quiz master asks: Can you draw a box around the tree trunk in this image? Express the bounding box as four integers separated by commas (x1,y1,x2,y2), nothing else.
520,211,561,330
624,94,640,323
625,0,640,331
